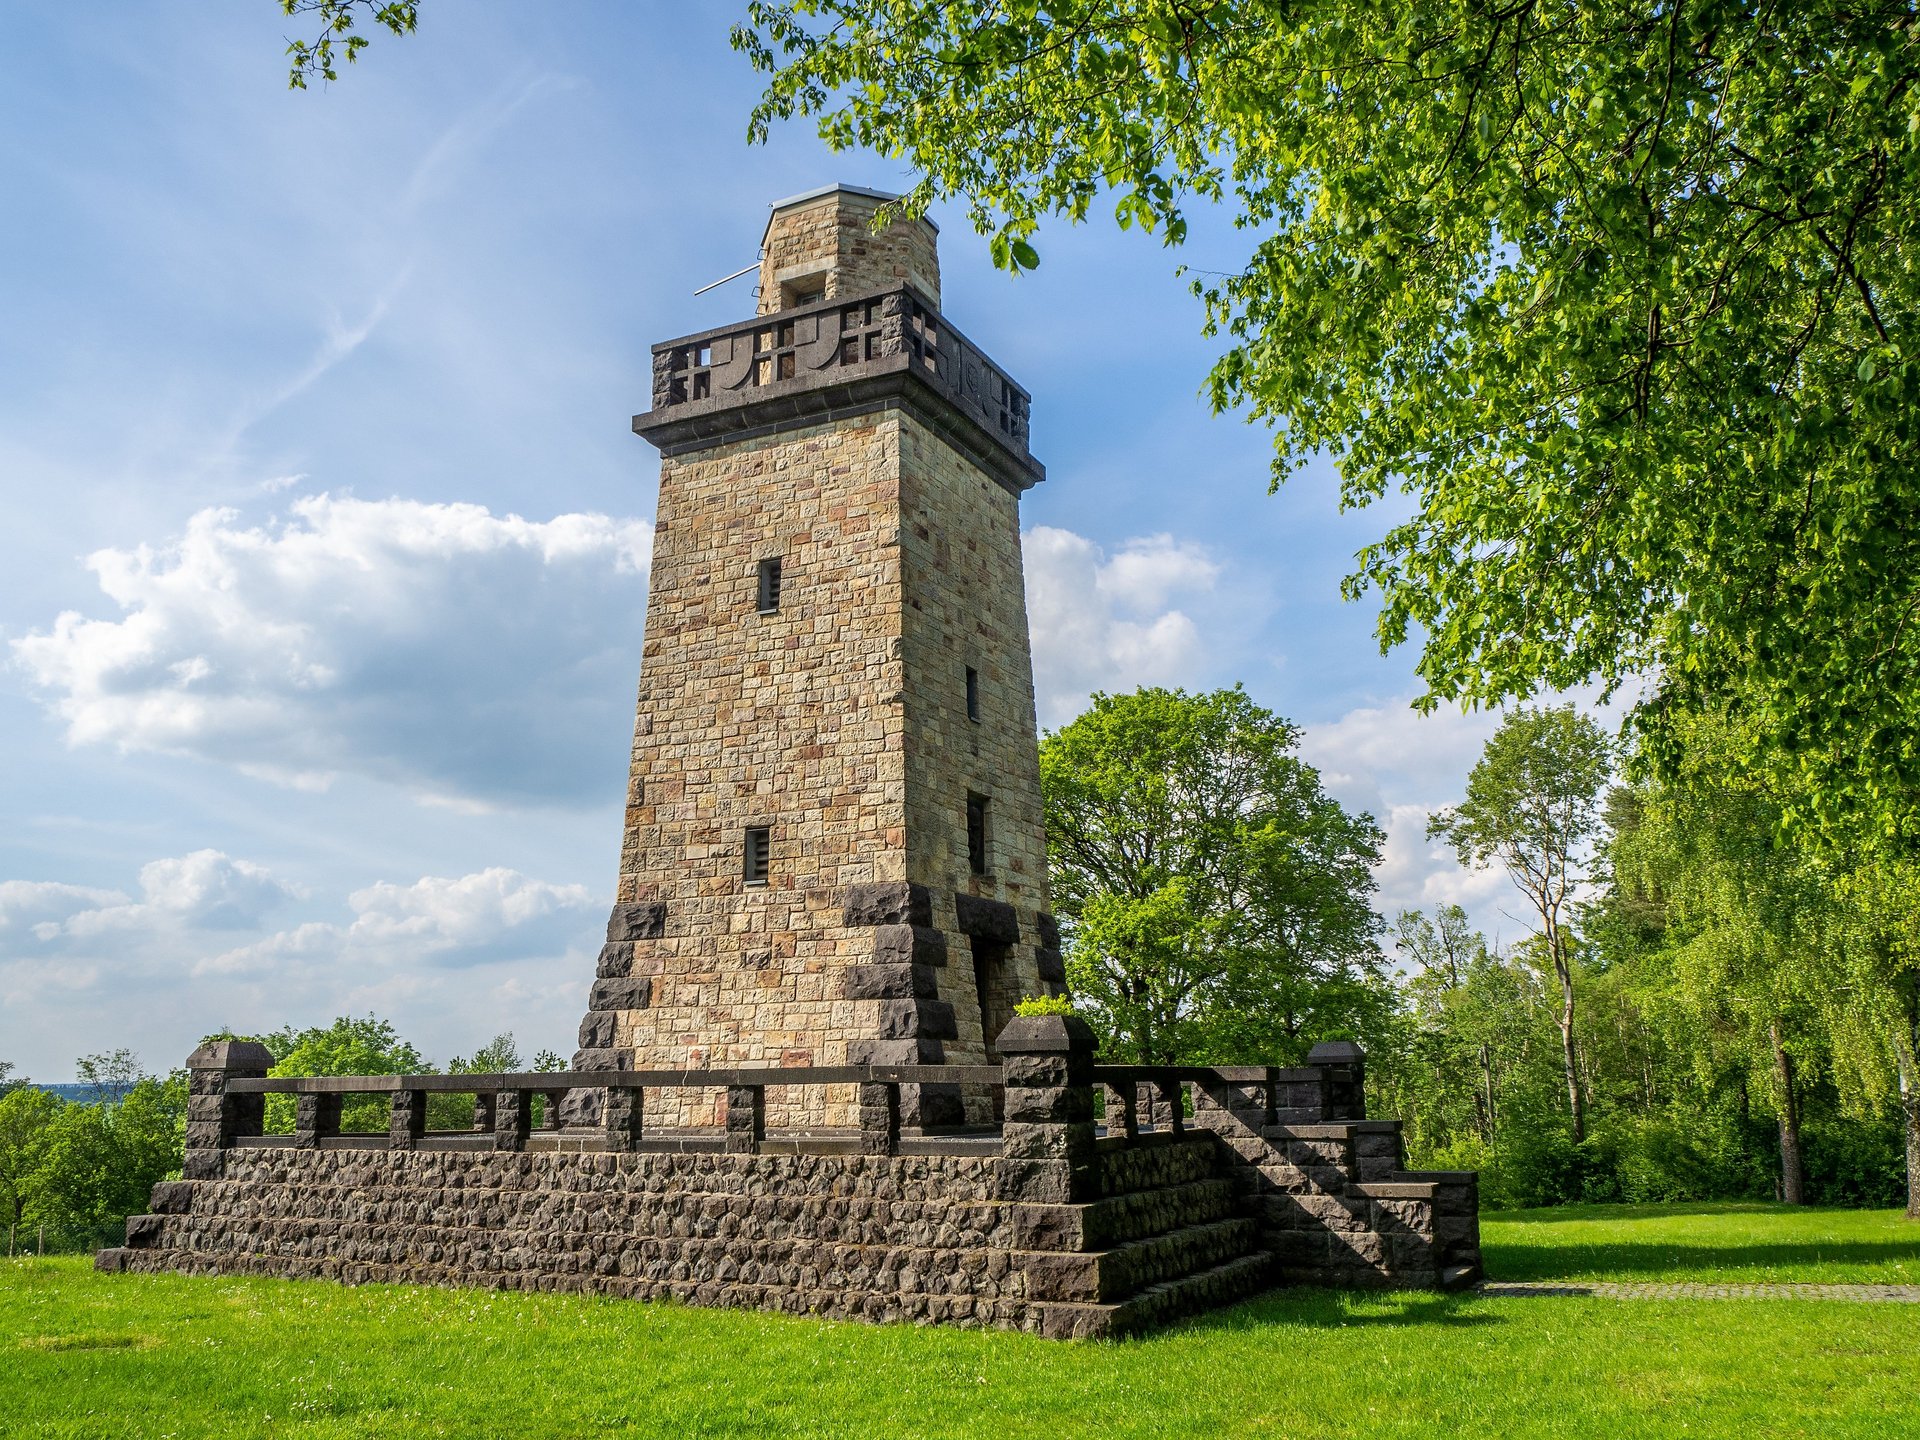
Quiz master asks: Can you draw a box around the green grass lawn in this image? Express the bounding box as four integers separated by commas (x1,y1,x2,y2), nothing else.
2,1206,1916,1440
1482,1201,1920,1284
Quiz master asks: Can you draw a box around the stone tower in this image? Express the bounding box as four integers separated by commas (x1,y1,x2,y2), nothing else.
570,185,1062,1128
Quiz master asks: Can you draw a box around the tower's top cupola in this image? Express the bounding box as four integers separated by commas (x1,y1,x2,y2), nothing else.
757,183,941,314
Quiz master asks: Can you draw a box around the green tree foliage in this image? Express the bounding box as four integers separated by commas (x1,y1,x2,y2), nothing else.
1431,705,1611,1139
0,1084,59,1240
1826,864,1920,1217
739,2,1920,854
280,0,418,88
0,1055,187,1252
1607,719,1839,1202
1040,686,1384,1063
223,1015,432,1133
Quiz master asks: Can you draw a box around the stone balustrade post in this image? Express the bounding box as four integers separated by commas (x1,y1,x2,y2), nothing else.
725,1085,766,1154
994,1014,1098,1204
858,1081,900,1155
389,1089,427,1151
183,1040,273,1179
1156,1078,1187,1135
494,1091,531,1151
603,1087,644,1152
1307,1041,1366,1121
472,1093,497,1133
293,1092,342,1150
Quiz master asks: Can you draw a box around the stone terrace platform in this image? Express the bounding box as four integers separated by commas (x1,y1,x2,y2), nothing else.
100,1018,1480,1339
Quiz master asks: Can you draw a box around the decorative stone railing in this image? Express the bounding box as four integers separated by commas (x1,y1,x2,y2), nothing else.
634,285,1042,489
182,1036,1368,1171
1092,1041,1370,1139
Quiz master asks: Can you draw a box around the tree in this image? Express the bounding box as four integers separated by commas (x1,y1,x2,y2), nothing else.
1431,706,1611,1139
75,1048,142,1104
227,1015,432,1133
1395,906,1500,1138
447,1034,523,1075
279,0,418,88
0,1086,59,1249
1607,757,1835,1204
1041,687,1384,1063
737,2,1920,856
1828,864,1920,1218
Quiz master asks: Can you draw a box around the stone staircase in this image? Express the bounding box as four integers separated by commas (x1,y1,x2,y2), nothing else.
1012,1134,1273,1337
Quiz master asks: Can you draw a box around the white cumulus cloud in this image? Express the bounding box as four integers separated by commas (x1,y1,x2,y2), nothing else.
12,495,652,806
1024,528,1225,725
19,849,301,942
199,867,595,976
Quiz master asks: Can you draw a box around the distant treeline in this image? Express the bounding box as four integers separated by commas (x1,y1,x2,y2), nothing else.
0,1021,558,1254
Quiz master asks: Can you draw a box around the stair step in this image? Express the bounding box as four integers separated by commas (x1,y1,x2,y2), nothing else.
1032,1252,1275,1339
1441,1263,1482,1291
1069,1178,1239,1249
1020,1216,1259,1304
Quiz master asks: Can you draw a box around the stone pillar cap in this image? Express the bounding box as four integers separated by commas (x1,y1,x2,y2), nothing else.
187,1039,275,1072
994,1013,1097,1055
1307,1040,1365,1064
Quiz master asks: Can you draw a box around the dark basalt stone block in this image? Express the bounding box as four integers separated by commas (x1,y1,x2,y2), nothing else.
1034,912,1061,949
846,1037,946,1066
597,942,635,979
1035,946,1065,983
571,1048,632,1072
148,1181,196,1214
842,882,933,928
954,893,1018,944
842,963,941,1001
872,924,947,967
589,977,652,1012
876,998,958,1040
578,1011,617,1049
606,903,667,942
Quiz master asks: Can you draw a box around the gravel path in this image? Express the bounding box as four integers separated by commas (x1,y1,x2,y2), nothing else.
1478,1281,1920,1302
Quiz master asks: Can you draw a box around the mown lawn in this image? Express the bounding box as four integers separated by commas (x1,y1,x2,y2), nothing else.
1482,1201,1920,1284
2,1205,1916,1440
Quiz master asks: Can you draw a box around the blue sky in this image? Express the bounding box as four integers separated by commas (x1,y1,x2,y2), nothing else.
0,3,1569,1081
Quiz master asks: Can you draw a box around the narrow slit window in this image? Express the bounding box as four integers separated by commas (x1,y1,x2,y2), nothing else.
965,666,980,723
756,556,783,614
744,826,771,885
966,792,989,876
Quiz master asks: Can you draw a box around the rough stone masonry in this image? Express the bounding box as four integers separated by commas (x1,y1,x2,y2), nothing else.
572,184,1060,1131
100,186,1482,1336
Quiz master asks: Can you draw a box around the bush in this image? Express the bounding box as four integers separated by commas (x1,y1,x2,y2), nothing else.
1801,1118,1906,1208
1013,995,1078,1018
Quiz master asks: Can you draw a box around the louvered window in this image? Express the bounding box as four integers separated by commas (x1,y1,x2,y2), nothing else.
744,826,771,885
757,557,783,613
966,793,989,876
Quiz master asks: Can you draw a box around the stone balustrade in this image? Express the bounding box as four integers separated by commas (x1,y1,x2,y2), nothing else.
634,284,1043,491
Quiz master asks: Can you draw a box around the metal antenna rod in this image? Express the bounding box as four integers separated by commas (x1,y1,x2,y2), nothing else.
693,261,759,297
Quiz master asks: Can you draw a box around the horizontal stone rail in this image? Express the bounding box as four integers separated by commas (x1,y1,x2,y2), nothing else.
225,1065,1005,1093
635,284,1043,491
195,1058,1008,1163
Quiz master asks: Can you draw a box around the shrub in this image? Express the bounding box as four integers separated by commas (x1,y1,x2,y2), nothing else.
1013,994,1078,1018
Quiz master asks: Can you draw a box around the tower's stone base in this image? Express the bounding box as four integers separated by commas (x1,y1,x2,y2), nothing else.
99,1027,1480,1338
100,1123,1478,1339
